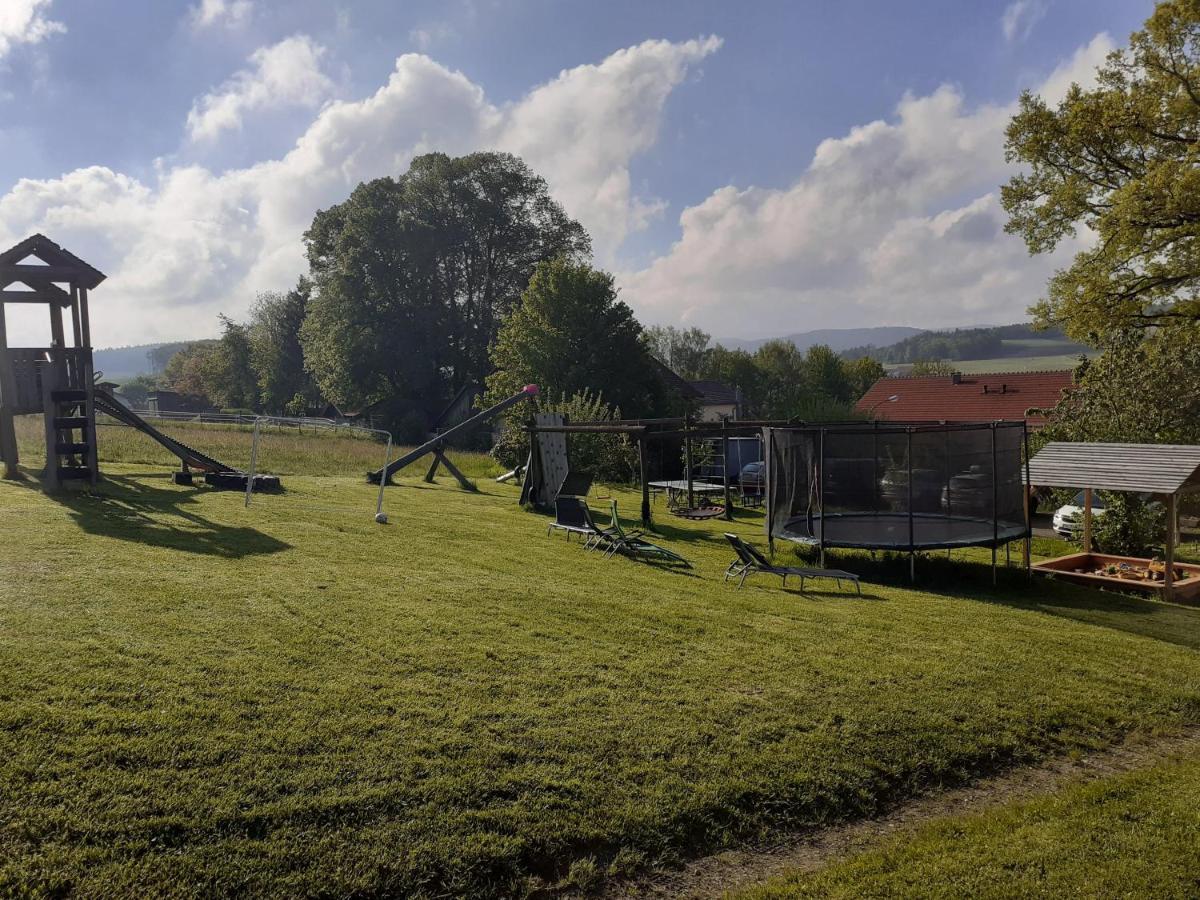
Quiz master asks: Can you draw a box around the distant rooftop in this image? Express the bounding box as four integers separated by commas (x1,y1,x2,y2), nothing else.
688,380,741,406
854,370,1074,426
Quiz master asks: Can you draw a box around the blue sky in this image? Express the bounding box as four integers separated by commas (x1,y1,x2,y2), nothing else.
0,0,1154,346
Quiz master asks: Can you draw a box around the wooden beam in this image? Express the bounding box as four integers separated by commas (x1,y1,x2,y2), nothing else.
1083,487,1093,554
0,304,19,477
79,288,91,349
1164,493,1176,602
70,286,82,348
0,263,89,282
0,290,69,304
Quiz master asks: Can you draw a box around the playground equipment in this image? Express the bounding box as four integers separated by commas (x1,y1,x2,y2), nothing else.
0,234,262,490
764,421,1029,581
369,384,539,486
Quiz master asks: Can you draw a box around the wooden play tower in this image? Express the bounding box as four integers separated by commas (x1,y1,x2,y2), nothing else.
0,234,106,487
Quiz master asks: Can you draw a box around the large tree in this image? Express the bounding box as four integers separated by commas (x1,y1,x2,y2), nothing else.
250,279,317,415
697,345,767,415
643,325,711,380
301,152,590,427
484,258,671,417
1040,327,1200,445
1003,0,1200,340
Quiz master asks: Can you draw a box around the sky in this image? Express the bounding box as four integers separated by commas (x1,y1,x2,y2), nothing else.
0,0,1154,348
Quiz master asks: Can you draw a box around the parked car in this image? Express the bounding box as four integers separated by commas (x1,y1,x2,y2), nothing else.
740,461,765,504
1052,491,1107,538
880,467,943,512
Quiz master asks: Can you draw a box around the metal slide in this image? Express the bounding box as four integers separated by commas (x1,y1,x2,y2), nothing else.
92,389,237,474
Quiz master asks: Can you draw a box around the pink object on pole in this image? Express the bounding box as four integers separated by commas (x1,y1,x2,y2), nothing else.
523,384,540,395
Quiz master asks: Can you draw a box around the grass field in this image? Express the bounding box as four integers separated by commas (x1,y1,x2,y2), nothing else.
740,749,1200,898
12,413,499,480
2,426,1200,896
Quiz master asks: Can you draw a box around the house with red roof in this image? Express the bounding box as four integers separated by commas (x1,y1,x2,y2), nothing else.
853,370,1074,428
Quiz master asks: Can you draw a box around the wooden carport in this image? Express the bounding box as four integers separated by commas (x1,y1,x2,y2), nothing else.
1025,442,1200,601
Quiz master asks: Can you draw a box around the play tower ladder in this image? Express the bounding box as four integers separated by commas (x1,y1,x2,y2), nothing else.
44,386,97,488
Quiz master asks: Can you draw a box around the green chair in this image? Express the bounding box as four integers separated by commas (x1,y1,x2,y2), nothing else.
606,500,691,567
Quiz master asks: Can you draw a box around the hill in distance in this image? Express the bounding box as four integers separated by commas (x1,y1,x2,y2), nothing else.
93,342,194,380
717,326,925,354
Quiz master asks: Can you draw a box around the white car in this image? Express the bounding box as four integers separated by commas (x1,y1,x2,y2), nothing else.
1052,491,1106,538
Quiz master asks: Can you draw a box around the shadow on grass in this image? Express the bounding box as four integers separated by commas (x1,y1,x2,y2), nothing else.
18,473,291,559
808,545,1200,651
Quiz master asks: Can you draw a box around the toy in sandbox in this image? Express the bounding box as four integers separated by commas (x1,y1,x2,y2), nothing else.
0,234,276,491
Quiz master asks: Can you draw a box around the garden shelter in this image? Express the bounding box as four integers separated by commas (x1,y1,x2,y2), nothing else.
1025,442,1200,601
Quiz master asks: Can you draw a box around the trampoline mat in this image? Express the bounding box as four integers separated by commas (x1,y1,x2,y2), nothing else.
777,512,1026,551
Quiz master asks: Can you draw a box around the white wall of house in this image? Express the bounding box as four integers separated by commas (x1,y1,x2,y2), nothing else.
698,402,738,422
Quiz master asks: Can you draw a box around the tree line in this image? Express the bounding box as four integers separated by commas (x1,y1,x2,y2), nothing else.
130,152,887,438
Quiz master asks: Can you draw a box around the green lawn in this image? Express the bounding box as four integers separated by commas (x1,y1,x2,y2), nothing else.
740,749,1200,899
2,437,1200,896
12,413,499,480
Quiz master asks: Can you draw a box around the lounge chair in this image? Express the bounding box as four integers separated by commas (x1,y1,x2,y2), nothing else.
723,533,861,593
547,496,613,550
606,500,691,567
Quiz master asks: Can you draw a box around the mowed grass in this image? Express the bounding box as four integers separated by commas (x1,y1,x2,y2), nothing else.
12,413,499,479
740,749,1200,899
1,439,1200,895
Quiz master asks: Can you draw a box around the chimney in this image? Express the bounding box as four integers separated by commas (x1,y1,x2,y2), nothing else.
951,372,962,385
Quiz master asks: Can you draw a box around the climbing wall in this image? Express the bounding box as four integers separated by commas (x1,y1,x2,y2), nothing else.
521,412,570,507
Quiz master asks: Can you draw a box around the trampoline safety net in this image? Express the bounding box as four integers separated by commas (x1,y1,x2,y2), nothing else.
764,422,1027,552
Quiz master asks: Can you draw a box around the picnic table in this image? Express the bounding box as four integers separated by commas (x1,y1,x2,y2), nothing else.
648,479,728,509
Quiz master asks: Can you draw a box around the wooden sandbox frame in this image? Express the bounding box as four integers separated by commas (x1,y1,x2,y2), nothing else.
1034,551,1200,603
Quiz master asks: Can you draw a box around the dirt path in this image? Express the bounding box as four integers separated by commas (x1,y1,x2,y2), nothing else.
601,726,1200,899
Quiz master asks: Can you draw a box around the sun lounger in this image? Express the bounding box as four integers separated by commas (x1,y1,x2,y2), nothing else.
547,495,613,550
723,533,860,593
606,500,691,567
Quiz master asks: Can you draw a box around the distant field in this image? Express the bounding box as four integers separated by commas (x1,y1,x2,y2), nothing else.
892,352,1094,375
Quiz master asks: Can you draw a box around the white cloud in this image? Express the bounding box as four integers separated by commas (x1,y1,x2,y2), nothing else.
0,0,64,59
0,37,718,345
186,35,334,142
619,34,1113,336
1002,0,1047,42
189,0,252,31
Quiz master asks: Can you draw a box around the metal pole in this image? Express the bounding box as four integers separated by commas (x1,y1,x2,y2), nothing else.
818,427,826,569
639,436,651,528
375,433,392,521
722,418,732,520
685,419,694,510
1023,423,1032,578
907,428,915,583
245,417,262,507
991,423,998,586
766,428,775,556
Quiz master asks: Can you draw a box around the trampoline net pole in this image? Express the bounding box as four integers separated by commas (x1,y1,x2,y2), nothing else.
991,423,998,585
1023,422,1032,577
818,428,825,568
907,428,914,580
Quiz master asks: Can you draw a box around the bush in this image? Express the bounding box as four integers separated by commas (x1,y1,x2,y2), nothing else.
1093,492,1166,556
491,389,638,484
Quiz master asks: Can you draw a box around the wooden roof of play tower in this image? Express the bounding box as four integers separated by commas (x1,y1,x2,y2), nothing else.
0,234,107,305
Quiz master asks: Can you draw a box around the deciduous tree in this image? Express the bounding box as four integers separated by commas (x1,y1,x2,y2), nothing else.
1003,0,1200,340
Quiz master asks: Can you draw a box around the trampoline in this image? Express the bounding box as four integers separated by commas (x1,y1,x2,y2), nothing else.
764,421,1028,561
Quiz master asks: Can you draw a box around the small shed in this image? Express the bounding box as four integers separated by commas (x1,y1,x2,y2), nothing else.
1025,442,1200,601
